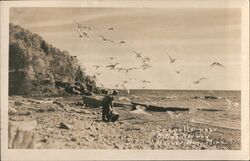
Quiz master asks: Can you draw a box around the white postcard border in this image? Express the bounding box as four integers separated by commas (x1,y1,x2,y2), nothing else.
1,0,249,160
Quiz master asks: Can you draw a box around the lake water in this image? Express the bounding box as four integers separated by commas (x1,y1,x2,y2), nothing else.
118,89,241,130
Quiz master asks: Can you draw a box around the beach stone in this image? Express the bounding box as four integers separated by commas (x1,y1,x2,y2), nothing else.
114,143,119,149
59,122,74,130
53,101,64,107
36,108,45,113
86,127,93,131
14,100,23,106
82,136,88,141
9,107,18,115
47,106,57,112
75,100,85,106
40,138,47,142
89,134,95,138
71,137,77,142
18,111,31,116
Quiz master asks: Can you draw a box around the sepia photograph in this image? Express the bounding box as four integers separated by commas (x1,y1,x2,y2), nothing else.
1,0,249,160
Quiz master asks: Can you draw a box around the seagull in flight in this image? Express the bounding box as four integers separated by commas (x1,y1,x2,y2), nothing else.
124,67,138,74
129,77,137,81
194,77,207,84
140,63,151,70
75,22,91,38
144,57,151,61
95,72,101,76
107,57,117,60
175,69,183,74
132,50,142,58
168,55,176,64
141,80,151,83
98,34,114,43
141,56,151,63
121,84,130,95
93,65,103,69
122,80,129,84
106,63,119,69
119,40,126,45
116,67,124,72
115,84,120,88
75,22,92,31
210,62,225,68
76,29,89,38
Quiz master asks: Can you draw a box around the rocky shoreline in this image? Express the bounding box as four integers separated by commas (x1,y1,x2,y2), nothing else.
8,96,240,150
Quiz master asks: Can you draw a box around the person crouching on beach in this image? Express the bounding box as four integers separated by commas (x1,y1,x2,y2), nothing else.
101,90,118,122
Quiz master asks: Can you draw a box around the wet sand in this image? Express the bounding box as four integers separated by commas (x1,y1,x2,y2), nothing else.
8,96,240,150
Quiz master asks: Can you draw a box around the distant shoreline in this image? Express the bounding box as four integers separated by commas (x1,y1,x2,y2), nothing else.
113,89,241,92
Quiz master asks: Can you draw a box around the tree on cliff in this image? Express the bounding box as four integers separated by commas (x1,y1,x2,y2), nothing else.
9,23,93,96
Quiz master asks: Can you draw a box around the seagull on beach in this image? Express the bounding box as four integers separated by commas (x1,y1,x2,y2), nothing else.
225,98,240,108
200,99,212,107
208,90,215,94
194,77,207,84
210,62,225,68
115,82,130,94
98,34,114,43
168,55,176,64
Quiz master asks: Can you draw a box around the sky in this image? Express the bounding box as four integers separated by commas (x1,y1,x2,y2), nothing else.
10,7,241,90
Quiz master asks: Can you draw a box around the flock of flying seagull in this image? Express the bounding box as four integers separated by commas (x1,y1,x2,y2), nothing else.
75,21,225,90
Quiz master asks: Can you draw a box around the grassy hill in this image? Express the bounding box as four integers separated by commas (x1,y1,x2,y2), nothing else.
9,23,96,96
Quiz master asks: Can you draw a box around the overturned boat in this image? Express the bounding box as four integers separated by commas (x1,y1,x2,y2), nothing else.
82,95,189,112
82,95,133,108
